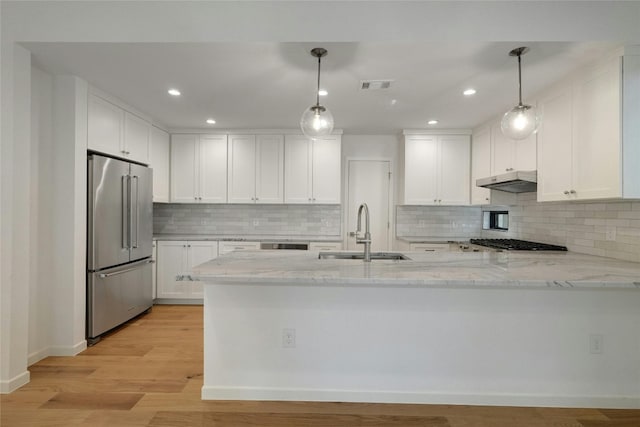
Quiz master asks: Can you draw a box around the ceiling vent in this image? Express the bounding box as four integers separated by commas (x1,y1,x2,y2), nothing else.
360,79,393,90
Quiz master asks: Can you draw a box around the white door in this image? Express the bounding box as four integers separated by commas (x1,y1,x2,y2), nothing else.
156,241,189,299
346,160,391,251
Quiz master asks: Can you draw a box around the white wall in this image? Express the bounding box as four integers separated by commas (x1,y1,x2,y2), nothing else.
28,66,54,364
0,43,32,393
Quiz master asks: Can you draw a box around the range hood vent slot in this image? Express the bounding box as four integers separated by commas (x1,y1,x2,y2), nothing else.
360,80,393,90
476,170,537,193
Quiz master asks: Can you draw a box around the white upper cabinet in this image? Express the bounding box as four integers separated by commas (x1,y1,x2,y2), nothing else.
170,134,228,203
471,125,491,205
537,54,638,201
284,135,341,204
123,112,150,163
228,135,257,203
228,134,284,203
404,133,470,205
88,93,123,156
404,135,438,204
150,126,170,203
87,92,151,164
490,120,536,175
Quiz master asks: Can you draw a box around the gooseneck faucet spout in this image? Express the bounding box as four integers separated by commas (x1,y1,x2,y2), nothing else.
355,203,372,262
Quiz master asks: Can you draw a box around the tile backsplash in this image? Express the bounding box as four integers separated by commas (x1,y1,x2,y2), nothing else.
153,204,341,237
481,193,640,263
396,205,482,239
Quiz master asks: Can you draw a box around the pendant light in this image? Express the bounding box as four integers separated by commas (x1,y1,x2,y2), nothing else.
300,47,334,138
501,47,541,140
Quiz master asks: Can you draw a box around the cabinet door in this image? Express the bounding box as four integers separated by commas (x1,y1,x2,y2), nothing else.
228,135,256,203
218,241,260,255
471,126,491,205
572,57,622,200
150,127,170,203
151,241,157,299
188,242,218,298
490,121,516,174
88,93,123,157
256,135,284,203
537,85,574,202
309,242,342,251
200,135,228,203
514,131,537,171
170,134,199,203
404,135,438,205
124,112,150,164
284,135,312,203
156,241,189,299
311,136,341,204
438,135,470,205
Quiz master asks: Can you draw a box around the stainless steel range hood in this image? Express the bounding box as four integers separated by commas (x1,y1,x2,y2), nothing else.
476,170,537,193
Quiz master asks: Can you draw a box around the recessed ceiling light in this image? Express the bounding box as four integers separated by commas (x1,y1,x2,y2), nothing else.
427,120,439,125
168,88,181,96
463,88,477,96
206,119,216,124
318,89,328,96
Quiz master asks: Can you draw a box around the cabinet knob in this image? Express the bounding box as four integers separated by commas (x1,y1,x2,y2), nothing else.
313,198,316,201
485,197,489,201
438,199,441,203
255,197,259,201
564,191,570,195
570,190,576,194
434,199,437,203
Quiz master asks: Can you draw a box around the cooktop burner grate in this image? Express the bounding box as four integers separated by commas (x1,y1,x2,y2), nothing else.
469,239,568,251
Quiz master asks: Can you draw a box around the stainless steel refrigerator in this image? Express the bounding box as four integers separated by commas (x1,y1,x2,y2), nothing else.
87,153,153,344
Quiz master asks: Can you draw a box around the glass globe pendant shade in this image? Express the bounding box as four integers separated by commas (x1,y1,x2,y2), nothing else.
300,105,334,138
501,104,540,140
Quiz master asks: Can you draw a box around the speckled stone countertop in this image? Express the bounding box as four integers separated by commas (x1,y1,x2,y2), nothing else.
153,234,342,242
190,250,640,290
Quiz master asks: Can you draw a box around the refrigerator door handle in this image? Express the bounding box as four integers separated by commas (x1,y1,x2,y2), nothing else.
132,175,139,249
122,175,129,249
98,259,153,278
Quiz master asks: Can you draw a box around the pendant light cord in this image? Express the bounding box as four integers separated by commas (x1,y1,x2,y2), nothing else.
316,55,322,107
517,53,523,107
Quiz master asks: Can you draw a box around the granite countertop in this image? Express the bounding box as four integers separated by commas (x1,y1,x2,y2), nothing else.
153,234,343,242
190,250,640,290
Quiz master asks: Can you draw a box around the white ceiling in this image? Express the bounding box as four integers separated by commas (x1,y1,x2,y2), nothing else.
25,41,617,134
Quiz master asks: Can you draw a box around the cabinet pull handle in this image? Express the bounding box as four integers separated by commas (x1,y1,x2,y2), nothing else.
564,191,570,195
570,190,576,194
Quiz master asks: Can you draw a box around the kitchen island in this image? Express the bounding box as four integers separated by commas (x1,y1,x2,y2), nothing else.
192,250,640,408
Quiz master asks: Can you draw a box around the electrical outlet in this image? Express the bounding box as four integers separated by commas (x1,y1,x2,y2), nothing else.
605,227,616,241
589,334,603,354
282,328,296,348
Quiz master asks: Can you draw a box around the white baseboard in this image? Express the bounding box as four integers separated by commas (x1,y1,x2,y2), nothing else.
201,386,640,409
50,340,87,356
0,370,30,394
27,347,51,366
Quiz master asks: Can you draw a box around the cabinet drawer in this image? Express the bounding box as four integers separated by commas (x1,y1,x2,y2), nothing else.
309,242,343,251
219,241,260,254
409,243,449,252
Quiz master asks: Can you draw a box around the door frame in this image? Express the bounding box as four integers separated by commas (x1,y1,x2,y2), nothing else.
343,157,394,251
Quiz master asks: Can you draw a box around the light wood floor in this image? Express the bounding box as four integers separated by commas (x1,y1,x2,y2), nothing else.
2,305,638,427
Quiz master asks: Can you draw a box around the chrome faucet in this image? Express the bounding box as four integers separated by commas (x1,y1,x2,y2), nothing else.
351,203,372,262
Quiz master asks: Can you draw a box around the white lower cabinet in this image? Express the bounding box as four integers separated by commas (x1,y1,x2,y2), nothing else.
152,241,157,299
309,242,343,252
156,240,218,301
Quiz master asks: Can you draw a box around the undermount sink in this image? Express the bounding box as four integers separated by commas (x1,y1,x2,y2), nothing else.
318,251,411,261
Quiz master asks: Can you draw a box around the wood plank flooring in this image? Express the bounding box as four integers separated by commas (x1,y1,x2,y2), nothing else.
2,305,638,427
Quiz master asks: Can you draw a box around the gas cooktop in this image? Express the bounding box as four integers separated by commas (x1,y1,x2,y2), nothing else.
469,239,568,251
